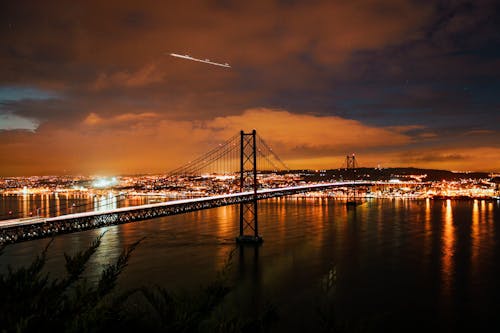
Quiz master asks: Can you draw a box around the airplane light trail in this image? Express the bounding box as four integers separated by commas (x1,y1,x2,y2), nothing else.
169,53,231,68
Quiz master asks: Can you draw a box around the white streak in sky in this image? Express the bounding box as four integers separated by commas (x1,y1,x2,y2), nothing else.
169,53,231,68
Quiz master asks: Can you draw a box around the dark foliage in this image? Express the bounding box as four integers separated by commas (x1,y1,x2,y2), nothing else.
0,236,276,333
0,232,143,332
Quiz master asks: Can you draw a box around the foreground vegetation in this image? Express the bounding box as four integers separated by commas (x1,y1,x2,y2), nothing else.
0,234,278,333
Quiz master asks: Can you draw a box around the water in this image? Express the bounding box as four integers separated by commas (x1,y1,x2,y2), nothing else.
1,196,500,332
0,192,171,220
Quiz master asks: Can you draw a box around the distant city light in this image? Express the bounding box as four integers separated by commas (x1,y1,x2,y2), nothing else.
92,177,118,188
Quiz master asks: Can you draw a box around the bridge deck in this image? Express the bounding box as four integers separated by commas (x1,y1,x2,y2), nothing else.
0,181,378,244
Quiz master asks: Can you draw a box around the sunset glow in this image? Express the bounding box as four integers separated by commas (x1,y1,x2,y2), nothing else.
1,1,499,175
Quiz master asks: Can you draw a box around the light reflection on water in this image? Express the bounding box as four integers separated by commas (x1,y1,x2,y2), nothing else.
0,197,499,332
441,199,455,299
0,193,170,220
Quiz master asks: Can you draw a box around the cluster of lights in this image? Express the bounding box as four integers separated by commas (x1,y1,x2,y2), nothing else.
92,177,118,188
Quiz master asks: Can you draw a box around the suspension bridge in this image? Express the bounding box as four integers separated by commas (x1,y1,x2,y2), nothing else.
0,130,374,245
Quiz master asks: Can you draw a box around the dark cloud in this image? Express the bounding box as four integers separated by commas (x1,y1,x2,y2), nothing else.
0,0,499,174
407,153,468,163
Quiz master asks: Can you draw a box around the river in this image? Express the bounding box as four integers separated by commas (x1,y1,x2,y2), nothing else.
1,195,499,332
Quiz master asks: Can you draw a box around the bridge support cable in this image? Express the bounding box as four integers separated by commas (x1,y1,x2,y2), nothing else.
167,134,240,176
237,130,262,244
256,135,289,172
166,132,289,177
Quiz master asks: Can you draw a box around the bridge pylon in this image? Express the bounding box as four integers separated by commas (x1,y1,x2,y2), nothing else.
345,153,358,170
236,129,263,244
343,153,360,206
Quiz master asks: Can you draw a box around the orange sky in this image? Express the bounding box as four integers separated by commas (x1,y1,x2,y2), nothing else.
1,0,499,175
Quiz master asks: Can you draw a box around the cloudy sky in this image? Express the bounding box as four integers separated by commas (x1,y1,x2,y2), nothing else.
1,0,499,175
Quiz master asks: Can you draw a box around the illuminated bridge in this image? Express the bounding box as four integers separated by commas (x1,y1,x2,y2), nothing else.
0,182,374,245
0,130,396,245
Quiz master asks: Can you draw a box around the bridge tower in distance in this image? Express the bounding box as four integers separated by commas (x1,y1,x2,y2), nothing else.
344,153,360,206
236,129,263,244
343,153,359,181
345,153,358,169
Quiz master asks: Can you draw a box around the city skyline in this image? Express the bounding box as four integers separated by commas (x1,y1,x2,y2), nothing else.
1,1,499,176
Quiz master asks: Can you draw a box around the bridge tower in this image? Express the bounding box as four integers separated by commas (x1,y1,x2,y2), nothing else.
344,153,360,206
343,153,359,181
345,153,358,169
237,129,263,244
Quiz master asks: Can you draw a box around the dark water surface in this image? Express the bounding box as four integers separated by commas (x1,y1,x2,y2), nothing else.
1,197,500,332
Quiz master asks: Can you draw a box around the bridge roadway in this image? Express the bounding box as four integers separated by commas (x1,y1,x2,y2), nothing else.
0,181,377,244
